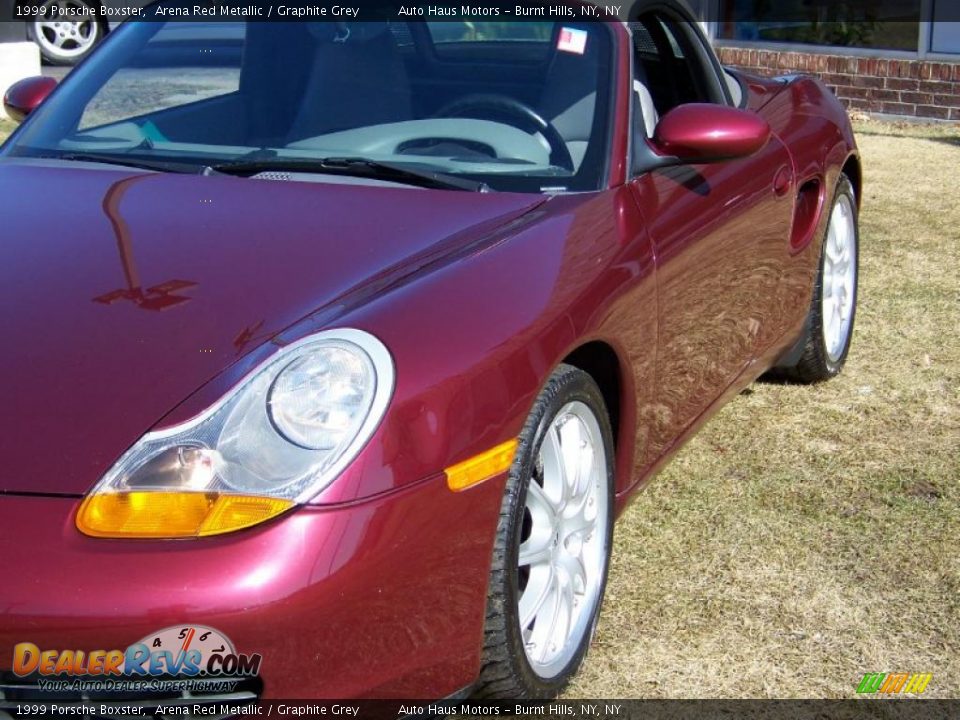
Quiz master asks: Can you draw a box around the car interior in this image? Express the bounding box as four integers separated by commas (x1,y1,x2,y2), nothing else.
28,14,740,192
46,19,617,191
248,21,612,167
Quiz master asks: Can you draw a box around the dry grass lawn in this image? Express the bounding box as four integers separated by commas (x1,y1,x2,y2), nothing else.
0,120,13,145
568,120,960,699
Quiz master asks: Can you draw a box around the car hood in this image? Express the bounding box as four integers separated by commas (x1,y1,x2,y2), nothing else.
0,162,544,495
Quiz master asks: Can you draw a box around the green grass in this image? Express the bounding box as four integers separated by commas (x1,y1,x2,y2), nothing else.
566,120,960,699
0,119,14,145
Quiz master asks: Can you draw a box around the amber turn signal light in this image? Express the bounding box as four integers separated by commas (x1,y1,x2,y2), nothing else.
445,439,518,492
76,492,294,538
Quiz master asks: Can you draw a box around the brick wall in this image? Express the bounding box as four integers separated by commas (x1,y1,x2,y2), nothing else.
717,47,960,121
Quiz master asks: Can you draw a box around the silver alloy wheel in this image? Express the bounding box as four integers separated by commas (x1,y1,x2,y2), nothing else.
518,401,609,679
33,1,99,61
821,193,858,363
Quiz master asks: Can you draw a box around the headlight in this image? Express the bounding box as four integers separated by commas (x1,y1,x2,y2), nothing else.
76,329,394,539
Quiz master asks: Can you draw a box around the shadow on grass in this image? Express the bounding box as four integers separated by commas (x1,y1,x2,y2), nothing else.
854,128,960,147
753,372,811,387
929,135,960,148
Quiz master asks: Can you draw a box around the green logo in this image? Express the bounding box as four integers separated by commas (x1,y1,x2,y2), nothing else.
857,672,932,695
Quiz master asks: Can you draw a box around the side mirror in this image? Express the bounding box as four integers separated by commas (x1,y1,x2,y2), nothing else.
633,103,771,174
3,76,58,125
653,103,771,163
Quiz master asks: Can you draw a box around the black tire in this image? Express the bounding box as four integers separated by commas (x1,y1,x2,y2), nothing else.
27,1,105,67
778,174,859,383
472,364,615,699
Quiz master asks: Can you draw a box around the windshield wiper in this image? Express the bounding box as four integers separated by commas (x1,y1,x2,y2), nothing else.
56,152,199,174
208,156,490,192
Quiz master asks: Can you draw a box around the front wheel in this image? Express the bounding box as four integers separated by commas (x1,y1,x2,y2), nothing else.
781,174,860,383
473,365,614,698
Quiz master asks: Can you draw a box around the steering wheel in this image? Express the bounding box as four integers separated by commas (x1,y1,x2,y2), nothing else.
434,94,575,172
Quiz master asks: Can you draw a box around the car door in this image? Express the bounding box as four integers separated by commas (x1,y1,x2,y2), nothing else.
626,14,796,465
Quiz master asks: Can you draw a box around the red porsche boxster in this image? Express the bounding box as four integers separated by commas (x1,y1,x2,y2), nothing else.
0,0,860,704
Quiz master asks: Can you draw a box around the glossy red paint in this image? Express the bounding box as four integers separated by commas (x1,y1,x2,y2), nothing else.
0,165,542,497
606,18,634,187
0,472,508,698
652,103,772,163
0,13,860,702
2,76,57,124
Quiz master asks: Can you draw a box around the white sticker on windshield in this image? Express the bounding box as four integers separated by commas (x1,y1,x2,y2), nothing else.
557,27,588,55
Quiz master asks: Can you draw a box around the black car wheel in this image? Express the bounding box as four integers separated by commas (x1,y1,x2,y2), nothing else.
473,364,615,698
779,174,860,383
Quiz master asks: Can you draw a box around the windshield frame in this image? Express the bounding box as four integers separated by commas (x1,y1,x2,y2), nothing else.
2,16,621,195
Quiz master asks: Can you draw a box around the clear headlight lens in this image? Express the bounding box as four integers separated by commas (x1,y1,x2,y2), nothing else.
76,329,393,539
268,346,374,451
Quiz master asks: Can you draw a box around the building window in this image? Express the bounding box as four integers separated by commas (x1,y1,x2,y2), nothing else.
717,0,922,52
930,0,960,54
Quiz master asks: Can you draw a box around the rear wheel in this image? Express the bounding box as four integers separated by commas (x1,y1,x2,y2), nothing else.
780,174,859,383
473,365,614,698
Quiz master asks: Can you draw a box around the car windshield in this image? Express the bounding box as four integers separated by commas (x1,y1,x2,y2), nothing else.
4,14,616,193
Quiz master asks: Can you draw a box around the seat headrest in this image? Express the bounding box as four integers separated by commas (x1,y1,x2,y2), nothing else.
304,21,391,43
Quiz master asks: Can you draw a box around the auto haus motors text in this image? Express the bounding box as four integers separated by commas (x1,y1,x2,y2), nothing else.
11,642,261,679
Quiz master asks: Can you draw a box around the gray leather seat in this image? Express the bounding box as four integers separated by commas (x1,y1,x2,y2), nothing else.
537,36,601,170
634,67,659,138
288,23,412,142
628,21,661,137
539,30,659,168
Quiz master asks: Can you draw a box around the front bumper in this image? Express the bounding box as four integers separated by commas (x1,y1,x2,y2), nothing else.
0,472,506,699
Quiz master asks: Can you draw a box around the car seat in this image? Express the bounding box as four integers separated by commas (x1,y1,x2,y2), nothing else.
288,22,413,142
